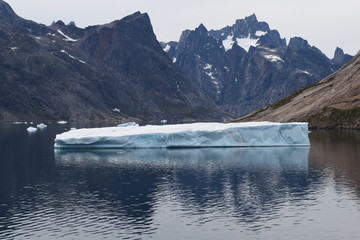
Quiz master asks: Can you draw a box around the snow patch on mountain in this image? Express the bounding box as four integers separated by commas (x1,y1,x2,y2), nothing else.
57,29,78,42
264,54,284,63
60,50,86,64
255,31,267,37
203,63,213,70
163,44,170,53
222,34,235,51
236,36,259,51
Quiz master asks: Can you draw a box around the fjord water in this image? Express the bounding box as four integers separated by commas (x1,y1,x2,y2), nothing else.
0,123,359,239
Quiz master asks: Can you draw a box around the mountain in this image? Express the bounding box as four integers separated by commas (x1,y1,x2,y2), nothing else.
0,0,227,123
161,14,352,118
231,50,360,129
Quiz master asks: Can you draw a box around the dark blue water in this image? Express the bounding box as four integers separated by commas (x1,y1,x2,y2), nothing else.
0,123,360,239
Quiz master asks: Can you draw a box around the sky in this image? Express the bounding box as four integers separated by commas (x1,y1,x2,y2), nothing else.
6,0,360,58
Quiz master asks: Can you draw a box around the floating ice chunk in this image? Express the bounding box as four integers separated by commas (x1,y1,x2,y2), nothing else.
161,120,168,124
57,120,68,124
54,122,310,149
27,127,37,132
117,122,139,127
37,123,47,128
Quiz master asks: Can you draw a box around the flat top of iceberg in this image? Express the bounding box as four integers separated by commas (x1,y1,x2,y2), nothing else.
55,122,309,149
56,122,306,138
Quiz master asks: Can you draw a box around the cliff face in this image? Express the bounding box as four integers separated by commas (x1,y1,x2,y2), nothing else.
0,1,227,123
162,14,352,118
233,51,360,129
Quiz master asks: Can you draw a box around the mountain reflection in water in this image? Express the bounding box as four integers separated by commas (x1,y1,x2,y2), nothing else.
51,147,311,238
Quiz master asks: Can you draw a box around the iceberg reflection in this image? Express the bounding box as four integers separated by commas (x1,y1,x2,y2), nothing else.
55,147,309,171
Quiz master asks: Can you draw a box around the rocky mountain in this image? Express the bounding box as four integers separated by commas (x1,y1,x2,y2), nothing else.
0,0,227,123
161,14,352,118
232,50,360,129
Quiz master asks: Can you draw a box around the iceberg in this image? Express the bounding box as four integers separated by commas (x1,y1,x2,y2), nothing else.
37,123,47,128
54,122,310,149
27,126,37,132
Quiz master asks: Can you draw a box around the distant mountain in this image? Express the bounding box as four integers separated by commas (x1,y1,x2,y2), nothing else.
231,50,360,129
161,14,352,118
0,0,227,123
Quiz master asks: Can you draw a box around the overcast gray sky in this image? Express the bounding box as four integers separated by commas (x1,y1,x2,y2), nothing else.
6,0,360,57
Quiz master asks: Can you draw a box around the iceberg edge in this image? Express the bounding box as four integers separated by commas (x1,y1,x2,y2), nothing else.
54,122,310,149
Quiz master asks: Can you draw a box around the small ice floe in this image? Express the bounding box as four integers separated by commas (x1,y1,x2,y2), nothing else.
37,123,47,129
27,127,37,132
160,120,168,124
57,120,68,124
117,122,139,127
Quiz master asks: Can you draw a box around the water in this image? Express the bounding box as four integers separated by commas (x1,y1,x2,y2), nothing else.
0,123,360,239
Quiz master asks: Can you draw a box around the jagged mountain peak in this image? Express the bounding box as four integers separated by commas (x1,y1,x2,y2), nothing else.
333,47,353,67
162,13,353,118
51,20,66,28
0,3,227,122
0,0,48,35
334,47,345,57
0,0,20,22
288,37,311,49
83,11,159,52
120,11,150,23
195,23,208,35
244,13,258,23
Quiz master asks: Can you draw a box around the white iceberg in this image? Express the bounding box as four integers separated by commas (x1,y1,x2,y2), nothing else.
57,120,68,124
27,126,37,132
37,123,47,128
54,122,310,149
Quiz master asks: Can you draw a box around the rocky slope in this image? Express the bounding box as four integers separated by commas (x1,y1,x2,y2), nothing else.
162,14,352,118
232,51,360,129
0,0,227,123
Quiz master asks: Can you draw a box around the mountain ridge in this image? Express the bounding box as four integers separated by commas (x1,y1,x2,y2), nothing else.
161,14,352,118
232,50,360,129
0,0,228,123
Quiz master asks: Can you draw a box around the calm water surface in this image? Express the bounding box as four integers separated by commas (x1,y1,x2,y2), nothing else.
0,123,360,239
